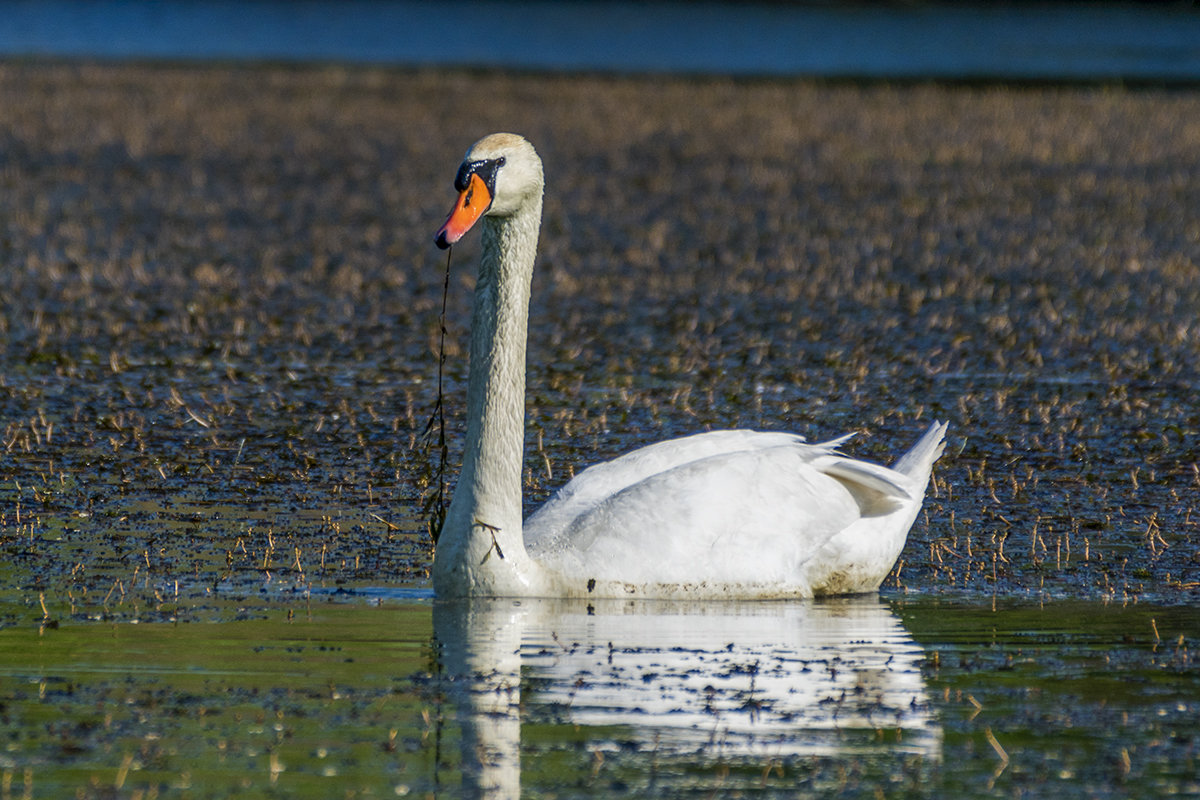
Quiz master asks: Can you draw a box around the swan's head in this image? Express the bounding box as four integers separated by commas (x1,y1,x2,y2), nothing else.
435,133,544,249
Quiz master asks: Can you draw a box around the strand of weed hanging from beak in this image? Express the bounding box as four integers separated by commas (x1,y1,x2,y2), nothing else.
421,246,453,546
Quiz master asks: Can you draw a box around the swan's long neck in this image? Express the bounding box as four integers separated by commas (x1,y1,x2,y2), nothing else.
434,193,544,596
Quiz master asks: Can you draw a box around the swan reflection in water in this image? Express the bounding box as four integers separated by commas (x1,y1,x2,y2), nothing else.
433,596,939,798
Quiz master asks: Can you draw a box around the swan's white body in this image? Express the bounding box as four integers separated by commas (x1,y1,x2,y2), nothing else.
432,133,947,600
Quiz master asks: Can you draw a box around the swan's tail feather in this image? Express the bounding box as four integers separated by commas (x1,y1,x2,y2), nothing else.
815,432,856,452
893,421,949,485
823,459,915,501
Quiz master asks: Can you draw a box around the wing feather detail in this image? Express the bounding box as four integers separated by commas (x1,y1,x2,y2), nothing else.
524,431,914,586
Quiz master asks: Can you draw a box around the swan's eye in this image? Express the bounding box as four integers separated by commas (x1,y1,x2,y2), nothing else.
454,158,505,194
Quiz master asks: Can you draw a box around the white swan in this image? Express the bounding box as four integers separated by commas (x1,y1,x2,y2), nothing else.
431,132,947,600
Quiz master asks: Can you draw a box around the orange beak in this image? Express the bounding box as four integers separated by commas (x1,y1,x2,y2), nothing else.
435,172,493,249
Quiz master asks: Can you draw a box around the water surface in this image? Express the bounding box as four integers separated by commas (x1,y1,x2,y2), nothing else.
2,595,1196,798
4,0,1200,80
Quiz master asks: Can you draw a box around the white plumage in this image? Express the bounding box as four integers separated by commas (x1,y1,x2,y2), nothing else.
431,133,947,599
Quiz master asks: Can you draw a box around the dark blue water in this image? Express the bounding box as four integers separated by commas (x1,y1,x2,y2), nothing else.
3,1,1200,80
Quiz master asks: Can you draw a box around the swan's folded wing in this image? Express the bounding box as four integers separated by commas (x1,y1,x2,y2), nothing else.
528,445,867,586
524,429,804,550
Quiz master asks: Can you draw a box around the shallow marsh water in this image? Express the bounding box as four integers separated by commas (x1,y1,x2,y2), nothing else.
1,63,1199,796
1,595,1196,798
